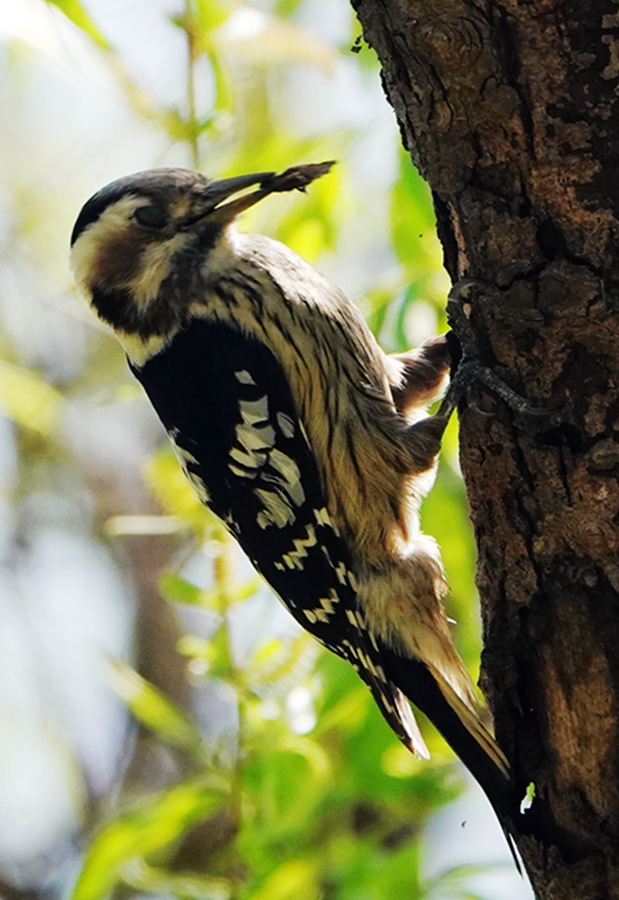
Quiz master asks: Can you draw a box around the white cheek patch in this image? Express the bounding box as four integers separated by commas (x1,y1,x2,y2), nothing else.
70,193,190,312
71,203,129,300
131,232,190,308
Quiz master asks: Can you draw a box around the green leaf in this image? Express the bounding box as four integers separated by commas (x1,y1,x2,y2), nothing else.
248,634,311,686
390,151,436,264
0,359,61,436
72,781,227,900
202,623,233,678
159,572,206,606
109,662,205,757
190,0,231,35
274,0,305,16
124,860,231,900
389,149,449,315
45,0,110,49
178,624,235,681
242,735,331,846
245,858,321,900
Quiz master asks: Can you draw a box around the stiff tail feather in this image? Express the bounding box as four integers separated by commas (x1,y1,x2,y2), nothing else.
379,647,522,872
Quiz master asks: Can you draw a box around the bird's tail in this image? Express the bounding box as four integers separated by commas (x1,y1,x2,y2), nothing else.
427,668,522,870
430,666,510,783
381,649,521,869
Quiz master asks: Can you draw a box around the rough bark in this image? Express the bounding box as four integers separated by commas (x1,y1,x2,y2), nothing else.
351,1,619,897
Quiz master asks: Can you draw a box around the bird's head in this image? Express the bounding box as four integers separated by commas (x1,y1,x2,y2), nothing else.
70,167,277,340
70,162,333,341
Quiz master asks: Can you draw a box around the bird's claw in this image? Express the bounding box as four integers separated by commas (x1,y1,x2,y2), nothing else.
440,279,549,425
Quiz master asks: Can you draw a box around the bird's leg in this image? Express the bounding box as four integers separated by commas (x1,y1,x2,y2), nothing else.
403,279,546,467
390,335,451,415
438,278,545,424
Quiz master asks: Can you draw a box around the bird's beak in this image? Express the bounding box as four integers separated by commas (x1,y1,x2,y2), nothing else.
190,161,335,228
203,172,274,209
181,171,273,229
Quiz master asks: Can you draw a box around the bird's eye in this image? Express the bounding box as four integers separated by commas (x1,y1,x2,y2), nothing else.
134,204,167,229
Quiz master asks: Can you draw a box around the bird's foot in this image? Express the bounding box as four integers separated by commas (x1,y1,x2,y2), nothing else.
438,279,550,427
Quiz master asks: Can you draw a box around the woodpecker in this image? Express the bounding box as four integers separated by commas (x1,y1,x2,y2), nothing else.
71,163,518,845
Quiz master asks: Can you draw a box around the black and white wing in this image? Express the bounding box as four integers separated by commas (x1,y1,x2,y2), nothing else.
130,317,427,756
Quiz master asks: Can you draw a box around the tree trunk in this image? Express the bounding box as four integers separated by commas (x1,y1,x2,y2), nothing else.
351,1,619,897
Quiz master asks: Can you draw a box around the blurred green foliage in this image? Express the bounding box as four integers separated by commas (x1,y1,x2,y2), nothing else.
0,1,499,898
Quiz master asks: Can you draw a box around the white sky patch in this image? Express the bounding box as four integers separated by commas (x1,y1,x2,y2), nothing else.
285,685,317,735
